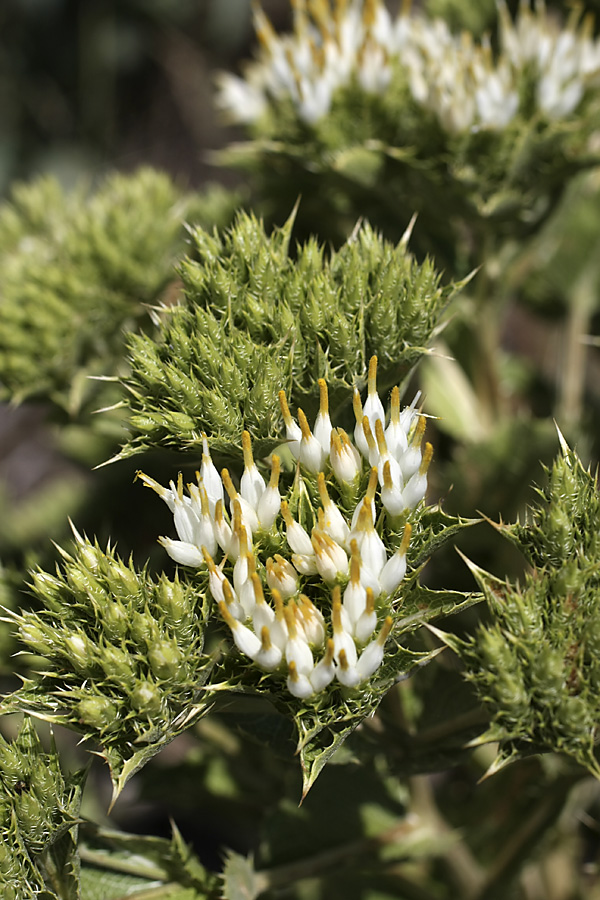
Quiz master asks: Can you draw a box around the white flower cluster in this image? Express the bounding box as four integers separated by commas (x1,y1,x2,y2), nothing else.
217,0,600,132
140,357,431,699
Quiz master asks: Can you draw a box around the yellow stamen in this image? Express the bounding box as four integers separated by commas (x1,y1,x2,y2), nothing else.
251,572,265,605
362,416,377,454
223,581,236,608
218,600,236,629
390,386,400,425
317,471,330,507
377,616,394,646
288,659,300,682
349,539,361,584
221,468,237,501
176,472,184,501
242,430,254,470
331,586,343,633
375,418,388,456
271,588,285,621
279,390,293,426
338,648,351,671
318,378,329,415
399,522,412,556
268,455,281,489
382,460,395,491
352,388,363,425
260,625,273,651
297,408,312,440
367,355,378,396
280,499,294,529
411,415,426,449
366,467,378,503
419,442,434,476
364,587,375,616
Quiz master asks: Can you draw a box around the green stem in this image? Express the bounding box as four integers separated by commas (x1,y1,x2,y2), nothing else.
409,774,485,898
556,264,596,431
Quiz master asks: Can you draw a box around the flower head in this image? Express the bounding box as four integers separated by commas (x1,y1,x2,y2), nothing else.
140,356,431,699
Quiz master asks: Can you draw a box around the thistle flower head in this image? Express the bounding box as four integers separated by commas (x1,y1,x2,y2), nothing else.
217,0,600,133
140,357,431,700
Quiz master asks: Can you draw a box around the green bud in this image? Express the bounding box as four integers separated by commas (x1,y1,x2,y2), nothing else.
547,506,572,556
16,791,48,848
158,578,187,624
77,695,119,732
99,643,135,683
130,680,162,715
130,611,158,644
102,600,130,640
18,620,50,656
148,638,182,680
63,633,93,673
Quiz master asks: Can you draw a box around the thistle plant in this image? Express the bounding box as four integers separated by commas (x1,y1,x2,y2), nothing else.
119,209,462,460
217,0,600,264
435,434,600,778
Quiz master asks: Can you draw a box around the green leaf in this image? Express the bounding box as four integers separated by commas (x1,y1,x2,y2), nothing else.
221,852,267,900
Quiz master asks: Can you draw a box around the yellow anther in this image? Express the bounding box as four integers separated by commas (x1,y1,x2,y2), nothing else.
192,482,211,517
411,415,426,448
366,467,378,503
280,499,294,528
288,659,300,682
242,430,254,470
317,508,326,530
356,503,374,534
375,418,388,456
318,378,329,415
255,7,277,48
271,588,285,621
176,472,184,501
221,468,237,501
331,586,343,632
251,572,265,605
331,429,343,455
317,471,330,507
338,647,351,671
223,581,236,608
349,539,361,584
323,637,335,665
419,442,434,476
284,603,299,638
390,386,400,424
260,625,273,651
214,499,226,527
399,522,412,556
382,460,395,491
367,355,378,396
352,388,363,424
231,498,243,534
268,455,281,489
364,587,375,615
362,416,377,453
297,408,312,440
377,616,394,646
279,391,294,426
218,600,235,628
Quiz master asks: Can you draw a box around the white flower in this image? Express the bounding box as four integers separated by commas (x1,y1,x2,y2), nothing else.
141,355,424,699
216,0,600,134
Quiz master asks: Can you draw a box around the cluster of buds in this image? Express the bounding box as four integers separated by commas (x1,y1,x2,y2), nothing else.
140,357,432,699
217,0,600,131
